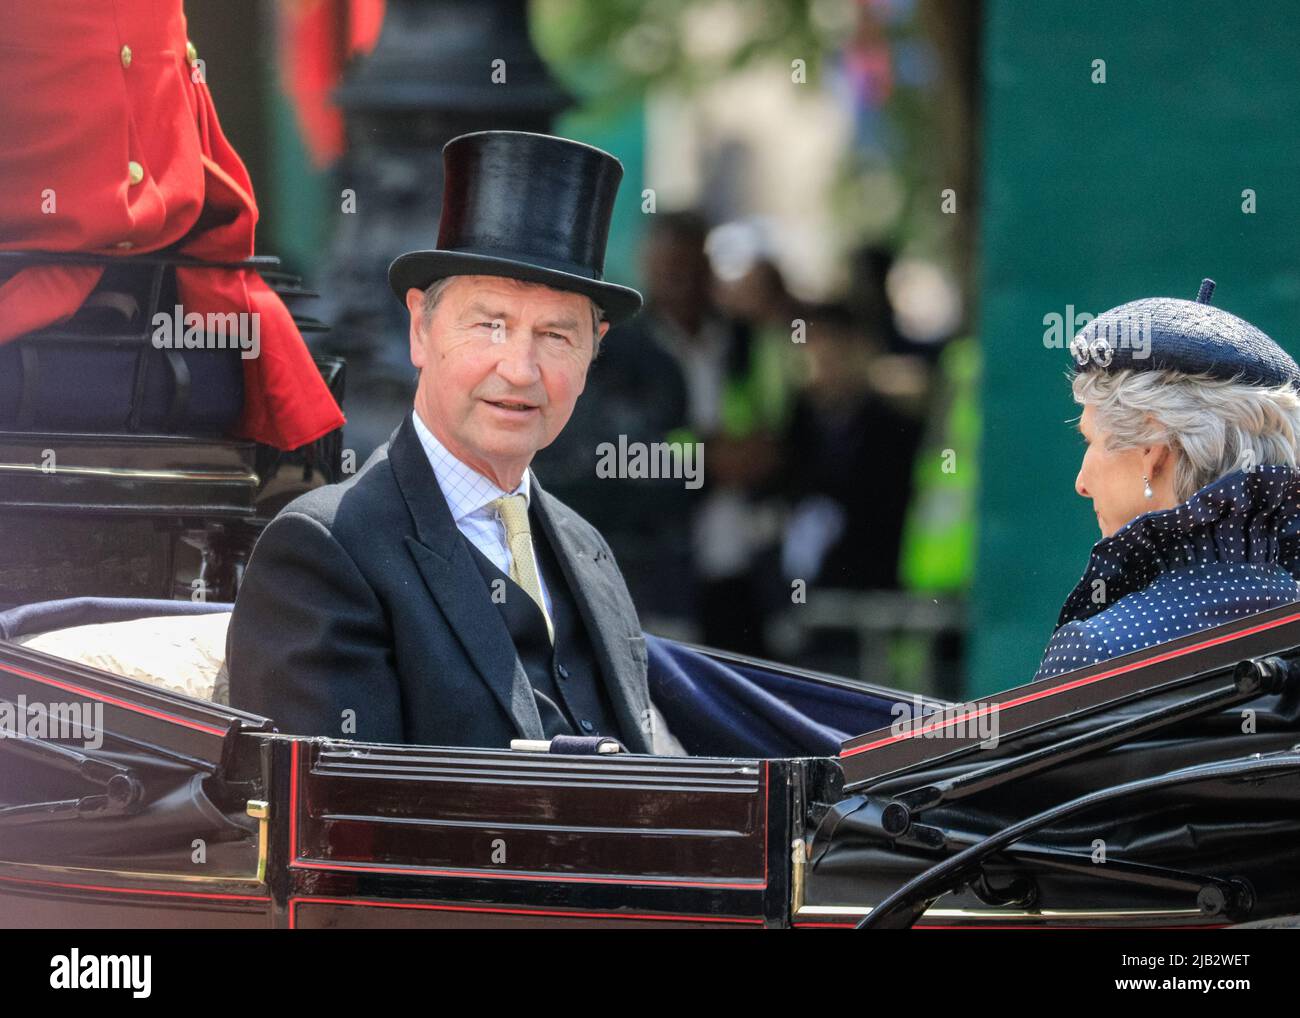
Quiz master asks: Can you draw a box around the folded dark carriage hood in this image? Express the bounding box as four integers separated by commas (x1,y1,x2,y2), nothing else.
0,749,259,873
0,635,271,876
810,602,1300,920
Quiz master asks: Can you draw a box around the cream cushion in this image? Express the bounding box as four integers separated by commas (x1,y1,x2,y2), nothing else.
17,612,232,704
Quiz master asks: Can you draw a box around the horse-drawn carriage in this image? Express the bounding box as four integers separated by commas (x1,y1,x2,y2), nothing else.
1,253,1298,929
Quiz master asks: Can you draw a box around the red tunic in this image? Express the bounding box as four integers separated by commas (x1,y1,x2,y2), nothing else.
0,0,345,450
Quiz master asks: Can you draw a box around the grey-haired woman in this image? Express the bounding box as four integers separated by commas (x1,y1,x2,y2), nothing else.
1035,280,1300,681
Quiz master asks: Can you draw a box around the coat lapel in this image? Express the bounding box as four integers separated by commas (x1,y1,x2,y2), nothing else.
531,477,655,754
386,414,544,741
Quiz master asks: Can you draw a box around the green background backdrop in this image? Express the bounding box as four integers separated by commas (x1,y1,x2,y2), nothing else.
970,0,1300,695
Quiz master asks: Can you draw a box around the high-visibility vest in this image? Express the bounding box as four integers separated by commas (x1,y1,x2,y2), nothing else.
899,335,980,592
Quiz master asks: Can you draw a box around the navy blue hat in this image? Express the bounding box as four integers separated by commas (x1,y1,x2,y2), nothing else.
1069,279,1300,389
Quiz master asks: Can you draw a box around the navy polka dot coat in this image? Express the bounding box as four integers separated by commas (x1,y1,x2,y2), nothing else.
1034,466,1300,682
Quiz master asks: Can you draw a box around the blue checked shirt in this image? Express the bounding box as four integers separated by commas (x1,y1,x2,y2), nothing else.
410,409,553,617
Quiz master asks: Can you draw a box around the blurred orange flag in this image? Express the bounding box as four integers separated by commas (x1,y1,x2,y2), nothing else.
279,0,386,167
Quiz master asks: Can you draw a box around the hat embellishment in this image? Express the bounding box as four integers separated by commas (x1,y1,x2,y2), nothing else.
1089,336,1114,367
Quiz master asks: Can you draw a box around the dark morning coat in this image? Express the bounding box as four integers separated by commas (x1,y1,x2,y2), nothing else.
226,413,677,753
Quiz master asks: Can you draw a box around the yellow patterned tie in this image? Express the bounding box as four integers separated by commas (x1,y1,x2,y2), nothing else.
490,494,555,643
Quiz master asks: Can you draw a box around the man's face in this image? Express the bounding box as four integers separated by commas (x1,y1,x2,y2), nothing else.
406,275,609,489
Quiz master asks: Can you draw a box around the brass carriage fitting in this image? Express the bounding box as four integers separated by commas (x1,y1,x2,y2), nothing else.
246,800,270,884
790,838,809,916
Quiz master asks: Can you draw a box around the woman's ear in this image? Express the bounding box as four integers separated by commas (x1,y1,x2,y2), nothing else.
1138,414,1175,479
1142,443,1180,506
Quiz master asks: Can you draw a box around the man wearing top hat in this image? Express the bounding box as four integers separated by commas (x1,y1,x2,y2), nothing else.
227,131,683,754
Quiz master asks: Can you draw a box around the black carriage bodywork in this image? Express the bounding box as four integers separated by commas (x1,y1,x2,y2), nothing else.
0,250,343,607
1,600,1298,929
0,629,809,929
2,247,1298,928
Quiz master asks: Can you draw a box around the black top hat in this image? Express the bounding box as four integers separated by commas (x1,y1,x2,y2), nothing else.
388,131,643,324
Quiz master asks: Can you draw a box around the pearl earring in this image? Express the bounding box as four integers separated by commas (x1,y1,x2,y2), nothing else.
1143,474,1154,499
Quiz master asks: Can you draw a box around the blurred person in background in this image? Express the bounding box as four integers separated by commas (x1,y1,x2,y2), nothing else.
846,244,910,356
643,213,793,655
780,302,926,593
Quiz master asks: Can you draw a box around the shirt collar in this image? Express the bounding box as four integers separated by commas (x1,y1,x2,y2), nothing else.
410,409,531,523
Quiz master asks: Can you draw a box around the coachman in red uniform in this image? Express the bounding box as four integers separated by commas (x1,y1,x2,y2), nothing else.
0,0,344,450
